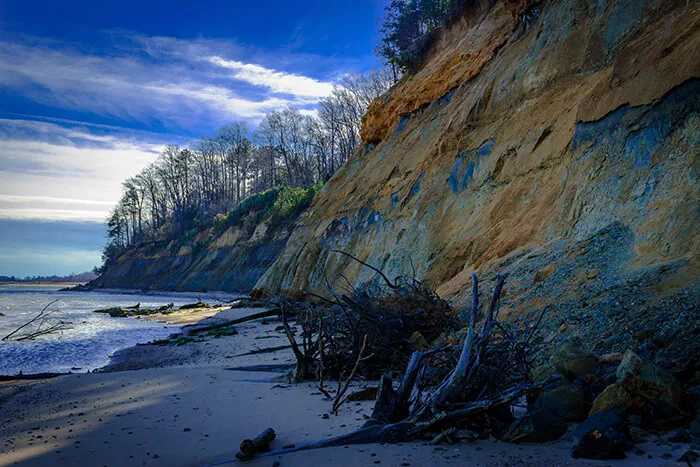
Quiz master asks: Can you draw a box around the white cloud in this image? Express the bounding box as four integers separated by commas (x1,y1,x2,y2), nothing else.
0,119,164,221
209,56,334,98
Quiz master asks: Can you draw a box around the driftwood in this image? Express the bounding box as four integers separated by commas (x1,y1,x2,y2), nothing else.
234,428,276,460
209,272,555,466
2,300,71,341
0,372,70,382
226,298,273,309
224,364,295,373
187,309,279,335
232,344,293,358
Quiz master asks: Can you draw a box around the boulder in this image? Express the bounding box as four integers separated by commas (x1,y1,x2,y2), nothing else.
502,408,568,443
589,384,636,418
599,352,624,364
534,384,587,422
616,350,687,413
534,343,597,381
572,411,629,460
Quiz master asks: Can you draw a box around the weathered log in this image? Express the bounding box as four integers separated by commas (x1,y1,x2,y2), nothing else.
346,386,379,401
234,428,276,460
187,309,279,335
224,364,295,373
232,345,293,358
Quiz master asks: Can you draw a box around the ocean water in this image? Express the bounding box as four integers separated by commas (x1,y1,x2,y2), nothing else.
0,285,227,375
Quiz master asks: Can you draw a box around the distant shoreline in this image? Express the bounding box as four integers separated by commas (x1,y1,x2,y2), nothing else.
0,281,88,287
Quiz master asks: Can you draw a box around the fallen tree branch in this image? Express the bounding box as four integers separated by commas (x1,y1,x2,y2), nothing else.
232,344,293,358
2,300,69,341
332,250,396,289
187,309,279,335
332,334,368,413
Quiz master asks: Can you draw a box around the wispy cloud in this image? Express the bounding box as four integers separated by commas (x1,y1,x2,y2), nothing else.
209,56,334,98
0,33,346,131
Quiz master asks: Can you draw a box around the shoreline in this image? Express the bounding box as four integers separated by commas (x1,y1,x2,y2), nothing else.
0,305,691,466
0,282,88,287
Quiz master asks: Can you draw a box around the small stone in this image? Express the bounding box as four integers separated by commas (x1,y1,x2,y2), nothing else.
585,269,599,280
669,429,692,443
533,264,555,283
629,426,649,444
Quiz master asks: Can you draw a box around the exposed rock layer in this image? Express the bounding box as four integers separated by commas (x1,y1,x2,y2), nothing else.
255,0,700,364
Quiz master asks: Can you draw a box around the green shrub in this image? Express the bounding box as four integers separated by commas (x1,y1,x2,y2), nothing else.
264,182,322,224
225,183,322,230
227,187,282,225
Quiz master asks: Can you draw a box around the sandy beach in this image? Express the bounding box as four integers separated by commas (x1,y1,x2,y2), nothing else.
0,306,691,467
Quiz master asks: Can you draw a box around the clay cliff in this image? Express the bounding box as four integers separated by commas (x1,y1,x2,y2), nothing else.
90,191,302,293
254,0,699,364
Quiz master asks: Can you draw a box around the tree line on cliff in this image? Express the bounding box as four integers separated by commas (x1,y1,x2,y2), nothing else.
100,68,394,271
377,0,471,73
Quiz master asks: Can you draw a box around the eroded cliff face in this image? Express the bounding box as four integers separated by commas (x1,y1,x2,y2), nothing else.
255,0,699,363
91,216,292,293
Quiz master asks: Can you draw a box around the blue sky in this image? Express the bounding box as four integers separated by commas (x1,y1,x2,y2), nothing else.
0,0,389,277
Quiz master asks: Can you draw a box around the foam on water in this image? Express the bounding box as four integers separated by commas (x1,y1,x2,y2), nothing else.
0,285,223,375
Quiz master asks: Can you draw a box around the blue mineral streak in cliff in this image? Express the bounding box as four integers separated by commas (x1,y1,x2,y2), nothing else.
448,138,495,193
572,79,699,168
